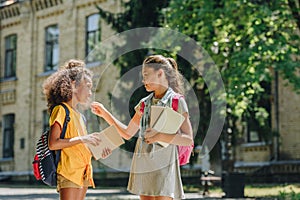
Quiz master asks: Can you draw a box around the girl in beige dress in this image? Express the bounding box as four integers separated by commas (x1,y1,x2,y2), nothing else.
91,55,193,200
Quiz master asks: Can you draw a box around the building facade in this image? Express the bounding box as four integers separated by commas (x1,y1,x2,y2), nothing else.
0,0,134,178
233,75,300,182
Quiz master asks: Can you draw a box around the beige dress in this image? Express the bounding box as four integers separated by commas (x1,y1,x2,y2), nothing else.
127,88,188,199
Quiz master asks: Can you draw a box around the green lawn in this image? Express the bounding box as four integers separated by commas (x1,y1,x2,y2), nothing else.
245,184,300,199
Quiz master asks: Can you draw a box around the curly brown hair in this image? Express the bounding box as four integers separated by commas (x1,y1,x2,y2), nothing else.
60,59,86,70
43,59,93,113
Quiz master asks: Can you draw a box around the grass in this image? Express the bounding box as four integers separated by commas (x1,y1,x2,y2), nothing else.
245,184,300,199
184,183,300,199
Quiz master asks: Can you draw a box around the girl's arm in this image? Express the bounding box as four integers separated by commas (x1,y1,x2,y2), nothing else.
48,122,101,150
90,102,140,140
144,112,193,146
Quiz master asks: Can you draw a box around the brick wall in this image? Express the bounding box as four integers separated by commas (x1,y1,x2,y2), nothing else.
278,78,300,160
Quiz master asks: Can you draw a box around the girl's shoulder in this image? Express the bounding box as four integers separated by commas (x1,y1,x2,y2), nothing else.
49,104,69,127
167,92,188,114
134,93,153,115
51,103,70,114
51,104,64,115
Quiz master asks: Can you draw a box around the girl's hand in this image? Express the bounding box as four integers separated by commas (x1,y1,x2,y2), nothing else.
80,134,101,146
101,147,112,159
90,101,106,117
144,128,159,144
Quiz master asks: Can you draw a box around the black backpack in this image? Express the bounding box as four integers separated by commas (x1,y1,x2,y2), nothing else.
32,104,70,186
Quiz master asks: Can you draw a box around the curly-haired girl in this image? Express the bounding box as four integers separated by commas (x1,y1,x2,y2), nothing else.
43,59,110,200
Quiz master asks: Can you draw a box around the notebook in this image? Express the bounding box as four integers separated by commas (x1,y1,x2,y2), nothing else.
87,125,125,160
150,106,185,147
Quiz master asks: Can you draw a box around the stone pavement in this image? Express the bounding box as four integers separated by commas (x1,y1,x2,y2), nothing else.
0,186,255,200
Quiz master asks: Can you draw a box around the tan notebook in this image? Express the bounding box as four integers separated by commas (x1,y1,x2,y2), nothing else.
87,125,125,160
150,106,185,147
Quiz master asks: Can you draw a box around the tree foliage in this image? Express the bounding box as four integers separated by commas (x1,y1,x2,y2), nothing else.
97,0,300,163
163,0,300,140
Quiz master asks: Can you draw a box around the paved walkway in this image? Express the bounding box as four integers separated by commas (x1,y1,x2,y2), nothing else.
0,186,254,200
0,187,198,200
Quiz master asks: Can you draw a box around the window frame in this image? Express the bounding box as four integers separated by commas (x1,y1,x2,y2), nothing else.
85,13,101,63
2,114,15,158
44,24,59,72
4,34,17,79
245,81,271,143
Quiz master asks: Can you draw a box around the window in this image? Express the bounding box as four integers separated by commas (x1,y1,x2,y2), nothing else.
246,82,271,143
2,114,15,158
42,110,49,132
4,34,17,79
45,25,59,71
246,117,261,142
86,14,101,63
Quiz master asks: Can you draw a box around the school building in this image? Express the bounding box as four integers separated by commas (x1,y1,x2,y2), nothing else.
0,0,300,184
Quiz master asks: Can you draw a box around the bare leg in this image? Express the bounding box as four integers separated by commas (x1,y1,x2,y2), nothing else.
140,195,155,200
140,195,173,200
60,187,88,200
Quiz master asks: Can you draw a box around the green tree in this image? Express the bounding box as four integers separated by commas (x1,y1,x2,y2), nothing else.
163,0,300,170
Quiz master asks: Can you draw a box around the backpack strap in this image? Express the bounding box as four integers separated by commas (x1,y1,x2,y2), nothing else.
54,103,70,167
172,94,194,166
172,94,184,111
59,103,70,139
140,101,145,114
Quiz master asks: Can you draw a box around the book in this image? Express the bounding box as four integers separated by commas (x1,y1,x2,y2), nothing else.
150,106,185,147
87,125,125,160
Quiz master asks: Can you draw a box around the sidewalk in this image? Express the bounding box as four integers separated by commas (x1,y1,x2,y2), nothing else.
0,186,255,200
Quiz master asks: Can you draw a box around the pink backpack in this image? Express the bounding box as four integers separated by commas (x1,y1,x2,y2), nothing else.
140,94,194,166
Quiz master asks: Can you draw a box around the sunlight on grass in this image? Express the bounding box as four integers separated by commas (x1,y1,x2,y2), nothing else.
245,184,300,198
